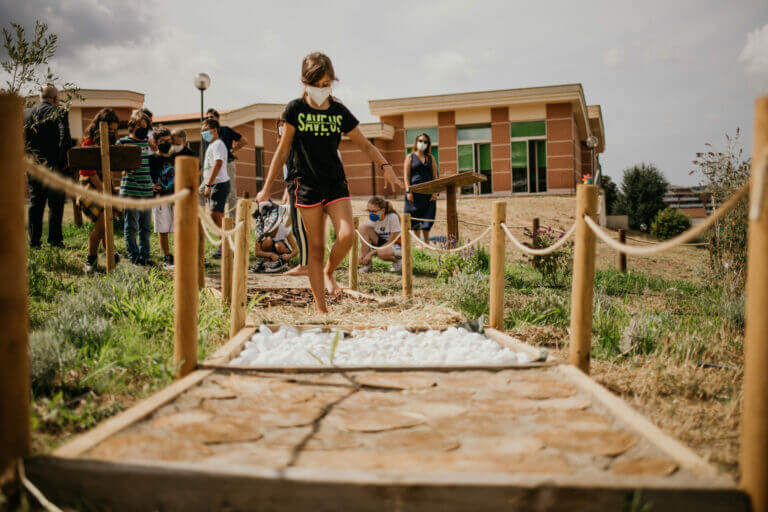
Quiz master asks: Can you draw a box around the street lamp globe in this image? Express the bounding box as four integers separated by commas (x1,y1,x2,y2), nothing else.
194,73,211,91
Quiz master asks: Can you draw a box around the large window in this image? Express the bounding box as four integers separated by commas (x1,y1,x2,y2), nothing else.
510,121,546,193
457,125,492,195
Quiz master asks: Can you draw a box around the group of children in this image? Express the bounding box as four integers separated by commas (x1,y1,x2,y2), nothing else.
81,51,403,314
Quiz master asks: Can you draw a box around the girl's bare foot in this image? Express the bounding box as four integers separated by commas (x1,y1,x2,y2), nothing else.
285,265,308,276
324,269,342,297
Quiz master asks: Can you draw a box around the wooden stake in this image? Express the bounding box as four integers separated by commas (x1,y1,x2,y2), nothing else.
0,93,30,479
532,217,540,269
198,220,205,289
99,122,116,273
349,216,359,291
569,184,599,374
173,156,199,379
401,213,412,299
618,228,627,273
221,216,234,305
489,201,506,330
446,184,458,247
230,199,250,337
741,95,768,512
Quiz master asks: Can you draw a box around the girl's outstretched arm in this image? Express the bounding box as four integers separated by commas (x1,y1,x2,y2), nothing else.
346,127,403,193
256,123,295,203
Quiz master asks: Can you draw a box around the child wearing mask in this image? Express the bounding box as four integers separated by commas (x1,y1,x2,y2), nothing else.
201,117,230,260
117,111,154,265
148,125,176,269
255,52,401,313
171,128,195,157
358,196,402,273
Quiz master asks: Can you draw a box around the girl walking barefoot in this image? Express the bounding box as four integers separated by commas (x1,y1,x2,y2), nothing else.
256,52,401,313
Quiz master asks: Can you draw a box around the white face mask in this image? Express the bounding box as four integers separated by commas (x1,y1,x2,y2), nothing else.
306,85,332,106
416,141,427,152
171,144,184,153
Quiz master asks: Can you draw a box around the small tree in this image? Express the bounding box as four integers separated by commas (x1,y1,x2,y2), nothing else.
1,20,81,110
650,208,691,240
600,174,619,214
691,130,750,294
614,163,669,230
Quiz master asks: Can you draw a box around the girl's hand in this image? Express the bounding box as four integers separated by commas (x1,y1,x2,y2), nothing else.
406,192,414,202
270,253,279,262
204,185,212,198
255,187,270,203
383,165,402,193
430,193,438,201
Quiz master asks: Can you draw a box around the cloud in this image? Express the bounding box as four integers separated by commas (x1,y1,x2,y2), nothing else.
739,23,768,93
423,51,473,86
603,47,625,68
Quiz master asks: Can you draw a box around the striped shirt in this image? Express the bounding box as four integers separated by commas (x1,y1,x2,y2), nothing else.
116,136,154,198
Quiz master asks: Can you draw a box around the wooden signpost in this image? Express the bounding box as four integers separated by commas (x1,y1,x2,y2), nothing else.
68,142,141,273
409,172,486,247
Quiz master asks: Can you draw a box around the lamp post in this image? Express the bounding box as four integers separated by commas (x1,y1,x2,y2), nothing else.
193,73,211,164
585,135,599,185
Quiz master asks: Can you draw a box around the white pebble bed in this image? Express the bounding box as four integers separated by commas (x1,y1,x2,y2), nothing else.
229,325,532,367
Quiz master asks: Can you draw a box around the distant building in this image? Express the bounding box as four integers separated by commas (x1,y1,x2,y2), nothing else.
663,185,712,226
66,85,607,198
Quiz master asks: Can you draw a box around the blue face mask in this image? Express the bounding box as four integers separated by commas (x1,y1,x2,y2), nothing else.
201,130,213,143
369,213,381,222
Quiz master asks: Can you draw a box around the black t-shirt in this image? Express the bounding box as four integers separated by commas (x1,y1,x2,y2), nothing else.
282,97,359,185
220,126,242,162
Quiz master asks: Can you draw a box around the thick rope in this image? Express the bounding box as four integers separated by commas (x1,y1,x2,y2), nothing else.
501,222,577,256
356,229,401,250
584,182,750,256
199,209,244,239
408,216,446,224
25,156,189,210
409,225,492,253
625,234,708,247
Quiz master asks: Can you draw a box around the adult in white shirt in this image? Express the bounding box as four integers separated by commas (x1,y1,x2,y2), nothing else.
358,196,402,273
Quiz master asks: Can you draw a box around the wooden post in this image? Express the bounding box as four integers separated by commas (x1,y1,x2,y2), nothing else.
173,156,199,379
230,199,250,337
349,216,359,291
741,95,768,512
532,217,540,269
198,220,205,289
446,184,458,247
618,228,627,273
489,201,506,330
221,216,234,305
401,213,412,299
0,93,30,479
569,184,599,374
99,122,116,273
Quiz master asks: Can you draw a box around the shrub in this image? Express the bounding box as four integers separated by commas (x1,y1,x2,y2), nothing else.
650,208,691,240
601,174,619,214
435,241,489,281
29,330,78,392
614,163,669,230
441,271,489,318
619,314,664,355
692,130,750,295
522,225,573,287
505,289,570,328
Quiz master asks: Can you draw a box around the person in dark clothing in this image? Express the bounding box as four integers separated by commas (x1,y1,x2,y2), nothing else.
204,108,248,212
24,84,72,248
403,132,438,242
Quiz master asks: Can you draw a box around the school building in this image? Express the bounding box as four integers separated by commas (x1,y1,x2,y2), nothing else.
66,84,605,198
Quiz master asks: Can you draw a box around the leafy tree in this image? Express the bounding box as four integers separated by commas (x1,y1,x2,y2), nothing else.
1,20,81,109
614,163,669,230
600,174,619,214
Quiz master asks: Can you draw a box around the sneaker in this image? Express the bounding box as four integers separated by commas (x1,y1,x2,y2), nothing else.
249,261,265,273
390,260,402,272
113,252,121,265
264,260,288,273
163,254,174,269
359,264,373,274
84,255,98,274
138,258,156,267
211,248,222,259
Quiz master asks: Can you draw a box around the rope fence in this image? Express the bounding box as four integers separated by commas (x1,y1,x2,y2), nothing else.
584,182,750,257
409,225,493,253
355,229,402,250
501,221,577,256
198,208,244,247
24,156,189,210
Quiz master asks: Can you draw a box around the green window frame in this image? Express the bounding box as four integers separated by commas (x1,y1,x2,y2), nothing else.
510,120,545,138
405,127,439,146
457,125,491,142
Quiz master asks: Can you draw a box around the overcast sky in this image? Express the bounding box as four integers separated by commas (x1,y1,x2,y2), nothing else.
2,0,767,185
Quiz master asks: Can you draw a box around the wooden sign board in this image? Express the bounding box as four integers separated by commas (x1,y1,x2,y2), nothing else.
68,146,141,171
410,172,486,195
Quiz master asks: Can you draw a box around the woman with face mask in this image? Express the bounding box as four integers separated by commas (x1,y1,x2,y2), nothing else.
256,52,402,314
404,133,438,242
